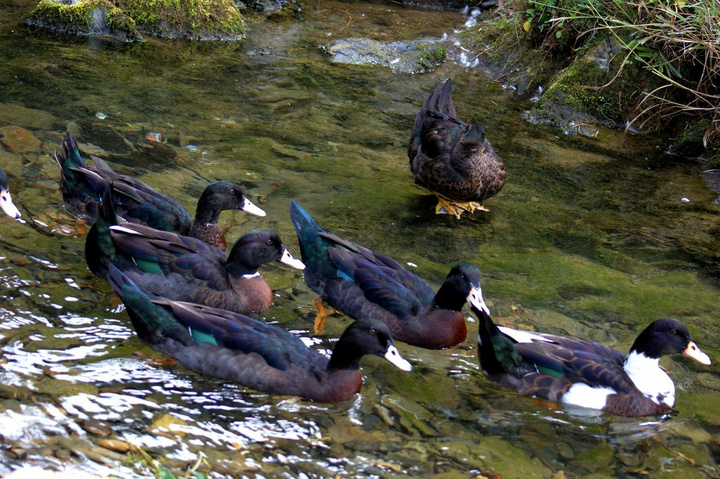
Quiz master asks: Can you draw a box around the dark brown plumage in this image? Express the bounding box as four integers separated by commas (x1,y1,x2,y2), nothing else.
290,201,483,349
408,79,505,216
54,132,265,250
108,265,412,403
85,189,305,315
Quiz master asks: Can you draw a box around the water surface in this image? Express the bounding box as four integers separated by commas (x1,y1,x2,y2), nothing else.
0,1,719,477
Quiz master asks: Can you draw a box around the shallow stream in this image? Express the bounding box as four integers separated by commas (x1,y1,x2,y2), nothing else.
0,0,719,477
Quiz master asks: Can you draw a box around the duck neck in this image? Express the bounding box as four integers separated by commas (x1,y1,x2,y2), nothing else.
624,351,675,407
327,342,362,371
431,283,466,311
194,202,220,225
225,260,258,278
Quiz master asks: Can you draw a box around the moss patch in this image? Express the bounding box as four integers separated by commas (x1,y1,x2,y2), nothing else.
27,0,245,41
530,36,653,130
119,0,245,39
28,0,142,42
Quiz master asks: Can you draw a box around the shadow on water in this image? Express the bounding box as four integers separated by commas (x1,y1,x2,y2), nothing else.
0,0,719,477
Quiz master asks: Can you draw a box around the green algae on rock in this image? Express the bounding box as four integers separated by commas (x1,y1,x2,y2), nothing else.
120,0,245,40
27,0,143,42
27,0,245,41
523,37,653,135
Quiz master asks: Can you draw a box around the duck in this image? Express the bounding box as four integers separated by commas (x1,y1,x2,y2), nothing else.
107,264,412,403
86,189,305,314
54,132,265,250
290,200,483,349
408,79,506,218
0,166,21,219
467,292,712,416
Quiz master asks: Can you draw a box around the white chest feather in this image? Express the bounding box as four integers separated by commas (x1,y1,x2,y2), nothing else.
561,383,615,410
624,351,675,407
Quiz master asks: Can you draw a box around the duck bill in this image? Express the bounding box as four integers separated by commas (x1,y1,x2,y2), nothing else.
683,341,711,365
1,191,21,219
242,198,266,217
278,247,306,270
466,285,491,318
384,345,412,372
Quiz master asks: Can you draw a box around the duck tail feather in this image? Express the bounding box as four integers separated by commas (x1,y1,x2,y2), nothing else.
424,78,457,118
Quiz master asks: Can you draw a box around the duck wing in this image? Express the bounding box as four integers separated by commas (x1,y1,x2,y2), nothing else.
152,299,319,371
327,247,434,319
108,265,320,372
110,224,229,290
510,332,634,394
111,179,193,233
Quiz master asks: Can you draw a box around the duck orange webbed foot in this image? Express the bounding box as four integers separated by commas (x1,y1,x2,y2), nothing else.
132,352,178,368
313,297,328,334
435,195,489,219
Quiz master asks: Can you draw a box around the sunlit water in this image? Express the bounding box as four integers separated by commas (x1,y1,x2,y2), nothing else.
0,0,719,477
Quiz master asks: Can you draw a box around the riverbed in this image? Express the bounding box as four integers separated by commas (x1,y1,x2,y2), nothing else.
0,1,719,477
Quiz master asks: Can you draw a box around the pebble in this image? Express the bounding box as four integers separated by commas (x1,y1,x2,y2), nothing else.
81,419,113,437
96,438,133,453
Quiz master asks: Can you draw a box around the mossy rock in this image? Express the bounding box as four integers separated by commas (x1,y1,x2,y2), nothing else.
27,0,143,42
525,36,650,133
27,0,246,42
120,0,245,40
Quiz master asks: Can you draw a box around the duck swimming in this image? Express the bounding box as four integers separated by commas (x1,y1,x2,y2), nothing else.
86,189,304,314
54,132,265,250
0,166,21,219
408,79,506,218
108,265,412,403
290,200,483,349
468,292,711,417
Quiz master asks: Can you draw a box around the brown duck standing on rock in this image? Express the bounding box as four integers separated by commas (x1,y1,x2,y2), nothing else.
408,79,506,218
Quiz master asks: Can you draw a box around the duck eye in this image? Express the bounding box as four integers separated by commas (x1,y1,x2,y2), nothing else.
229,189,236,195
369,327,377,336
266,240,273,245
669,329,677,335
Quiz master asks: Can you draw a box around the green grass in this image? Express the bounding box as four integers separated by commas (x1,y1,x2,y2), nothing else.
521,0,719,139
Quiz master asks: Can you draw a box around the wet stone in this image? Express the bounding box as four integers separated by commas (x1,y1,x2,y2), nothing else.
325,37,448,74
0,104,60,130
96,438,133,453
0,385,33,401
0,126,41,153
54,447,72,461
81,419,113,437
556,441,575,461
345,439,389,454
0,399,22,413
33,377,99,397
616,451,643,467
570,442,615,475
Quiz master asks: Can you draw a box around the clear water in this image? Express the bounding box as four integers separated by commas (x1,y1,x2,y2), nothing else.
1,0,719,477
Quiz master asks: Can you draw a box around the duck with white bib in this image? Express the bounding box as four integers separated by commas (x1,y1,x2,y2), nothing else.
468,289,711,417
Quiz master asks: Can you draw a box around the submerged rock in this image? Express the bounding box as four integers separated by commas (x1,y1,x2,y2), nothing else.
0,126,42,153
325,37,448,74
237,0,288,14
26,0,246,42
